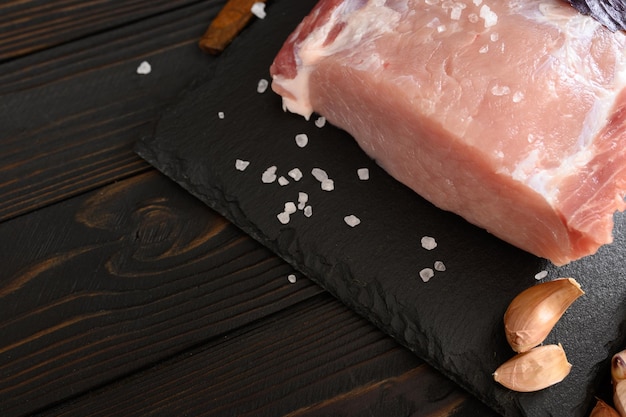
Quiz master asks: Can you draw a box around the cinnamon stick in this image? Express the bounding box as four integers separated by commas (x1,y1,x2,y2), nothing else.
199,0,267,55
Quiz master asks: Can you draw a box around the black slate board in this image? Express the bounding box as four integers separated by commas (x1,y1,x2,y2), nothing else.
136,0,626,415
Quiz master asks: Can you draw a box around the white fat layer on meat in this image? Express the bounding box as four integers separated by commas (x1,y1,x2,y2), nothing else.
274,0,401,119
506,2,626,202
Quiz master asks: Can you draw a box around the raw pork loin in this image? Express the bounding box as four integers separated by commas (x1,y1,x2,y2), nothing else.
270,0,626,266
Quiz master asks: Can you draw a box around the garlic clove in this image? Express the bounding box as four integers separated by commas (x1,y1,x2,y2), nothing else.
612,350,626,386
504,278,584,352
590,399,621,417
614,380,626,417
493,344,572,392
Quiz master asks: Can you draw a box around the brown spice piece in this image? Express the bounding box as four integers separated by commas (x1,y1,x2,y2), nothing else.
199,0,267,55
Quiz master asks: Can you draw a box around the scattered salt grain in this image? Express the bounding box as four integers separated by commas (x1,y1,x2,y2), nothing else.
512,91,525,103
277,212,291,224
357,168,369,180
344,215,361,227
218,111,225,119
297,192,309,210
303,205,313,217
295,133,309,148
288,168,303,181
480,4,498,28
311,168,328,181
479,45,489,54
434,261,446,272
257,78,269,93
262,166,278,183
420,268,435,283
251,2,266,19
450,6,463,20
468,13,479,23
320,179,335,191
473,0,482,5
437,24,447,33
278,176,289,186
491,85,510,96
314,116,326,128
535,270,548,280
136,61,152,75
288,274,297,284
284,202,297,214
421,236,437,250
235,159,250,171
490,32,499,42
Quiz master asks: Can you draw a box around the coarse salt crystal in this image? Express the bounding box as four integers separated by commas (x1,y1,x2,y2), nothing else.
257,78,269,93
277,212,290,224
298,192,308,209
512,91,525,103
421,236,437,250
450,7,463,20
284,202,297,214
321,179,334,191
136,61,152,75
314,116,326,128
420,268,435,282
344,215,361,227
278,176,289,186
535,270,549,280
218,111,225,119
490,32,499,42
262,166,277,183
235,159,250,171
311,168,328,181
473,0,482,5
295,133,308,148
437,24,447,33
304,205,313,217
491,85,510,96
479,45,489,54
480,5,498,28
288,274,297,283
357,168,369,180
251,2,266,19
434,261,446,272
288,168,303,181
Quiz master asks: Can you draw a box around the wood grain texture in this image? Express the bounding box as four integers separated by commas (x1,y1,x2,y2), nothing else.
0,0,211,62
35,294,497,417
0,0,228,222
0,171,323,417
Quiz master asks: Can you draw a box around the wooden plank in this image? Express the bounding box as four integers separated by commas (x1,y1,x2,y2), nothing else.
35,294,498,417
0,171,324,417
0,0,212,61
0,0,232,222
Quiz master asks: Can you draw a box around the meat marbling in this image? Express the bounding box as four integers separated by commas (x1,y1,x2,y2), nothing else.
269,0,626,266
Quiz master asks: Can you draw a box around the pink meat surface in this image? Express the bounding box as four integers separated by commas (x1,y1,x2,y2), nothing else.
270,0,626,266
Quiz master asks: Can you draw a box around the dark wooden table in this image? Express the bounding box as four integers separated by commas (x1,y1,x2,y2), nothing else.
0,2,500,416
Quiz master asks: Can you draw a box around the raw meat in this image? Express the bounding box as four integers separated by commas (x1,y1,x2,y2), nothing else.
269,0,626,266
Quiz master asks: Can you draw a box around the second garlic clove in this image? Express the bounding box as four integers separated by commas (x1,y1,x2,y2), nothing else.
493,344,572,392
504,278,584,352
589,399,621,417
612,350,626,385
614,380,626,417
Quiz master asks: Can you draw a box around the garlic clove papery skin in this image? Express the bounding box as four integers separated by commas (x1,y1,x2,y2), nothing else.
504,278,584,353
493,344,572,392
614,380,626,417
612,350,626,386
590,399,621,417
